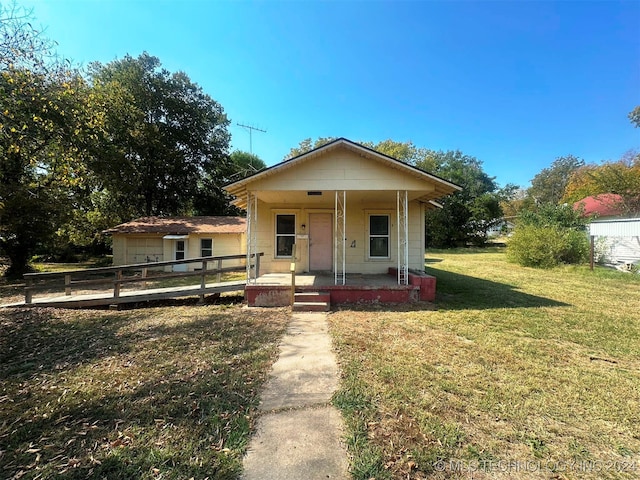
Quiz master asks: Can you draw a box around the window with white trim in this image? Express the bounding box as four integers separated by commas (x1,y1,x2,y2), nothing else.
275,214,296,257
201,238,213,257
369,214,389,258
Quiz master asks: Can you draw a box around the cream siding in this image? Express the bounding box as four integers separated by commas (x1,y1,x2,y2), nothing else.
253,198,425,275
249,150,436,194
111,232,245,270
111,235,164,265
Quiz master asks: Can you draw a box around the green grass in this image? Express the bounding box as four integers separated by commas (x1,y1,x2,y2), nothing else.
330,248,640,479
0,303,289,479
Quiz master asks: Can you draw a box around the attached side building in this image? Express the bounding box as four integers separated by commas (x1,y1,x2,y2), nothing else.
105,216,246,271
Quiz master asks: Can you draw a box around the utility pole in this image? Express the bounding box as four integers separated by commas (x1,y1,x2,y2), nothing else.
237,123,266,154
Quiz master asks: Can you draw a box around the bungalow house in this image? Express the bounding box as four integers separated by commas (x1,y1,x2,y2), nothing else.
105,216,246,271
223,138,462,305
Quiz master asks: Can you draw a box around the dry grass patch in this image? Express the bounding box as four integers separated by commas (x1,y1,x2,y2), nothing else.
1,303,289,479
330,248,640,479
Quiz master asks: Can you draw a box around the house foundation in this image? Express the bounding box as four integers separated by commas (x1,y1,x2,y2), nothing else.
245,269,436,307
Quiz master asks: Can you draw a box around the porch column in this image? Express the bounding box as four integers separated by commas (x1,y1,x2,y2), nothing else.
246,191,258,284
334,190,346,285
397,190,409,285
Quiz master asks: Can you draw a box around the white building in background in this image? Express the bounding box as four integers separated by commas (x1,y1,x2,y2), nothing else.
589,219,640,268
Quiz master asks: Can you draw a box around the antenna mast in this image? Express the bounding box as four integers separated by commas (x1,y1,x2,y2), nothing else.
237,123,267,154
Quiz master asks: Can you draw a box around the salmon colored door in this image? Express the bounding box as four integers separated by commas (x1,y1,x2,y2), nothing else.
309,213,332,271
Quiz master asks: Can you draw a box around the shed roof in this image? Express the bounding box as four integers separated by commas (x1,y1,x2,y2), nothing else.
590,218,640,237
224,138,462,209
104,216,246,235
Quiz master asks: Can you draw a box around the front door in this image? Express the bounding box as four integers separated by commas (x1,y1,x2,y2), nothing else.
309,213,332,271
174,240,187,272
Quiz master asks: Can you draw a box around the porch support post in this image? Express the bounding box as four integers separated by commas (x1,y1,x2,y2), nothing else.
246,192,258,284
397,190,409,285
334,190,346,285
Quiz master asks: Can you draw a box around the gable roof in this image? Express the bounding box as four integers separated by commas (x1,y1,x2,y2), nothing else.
573,194,625,218
104,216,246,235
224,137,462,209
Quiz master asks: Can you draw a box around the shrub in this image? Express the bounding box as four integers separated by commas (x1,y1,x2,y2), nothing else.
507,224,589,268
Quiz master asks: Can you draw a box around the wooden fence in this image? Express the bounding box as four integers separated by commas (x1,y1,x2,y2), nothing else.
24,253,263,305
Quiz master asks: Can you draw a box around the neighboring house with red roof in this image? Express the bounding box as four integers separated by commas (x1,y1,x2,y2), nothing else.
572,193,625,219
104,216,246,271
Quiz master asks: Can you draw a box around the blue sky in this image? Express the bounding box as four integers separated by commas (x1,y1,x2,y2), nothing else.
21,0,640,188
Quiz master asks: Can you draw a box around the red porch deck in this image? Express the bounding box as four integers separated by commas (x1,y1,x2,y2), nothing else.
245,269,436,307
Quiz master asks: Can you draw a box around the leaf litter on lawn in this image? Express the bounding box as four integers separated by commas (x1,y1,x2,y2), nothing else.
0,303,289,479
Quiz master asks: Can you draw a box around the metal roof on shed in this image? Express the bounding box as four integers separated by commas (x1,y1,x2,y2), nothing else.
589,218,640,237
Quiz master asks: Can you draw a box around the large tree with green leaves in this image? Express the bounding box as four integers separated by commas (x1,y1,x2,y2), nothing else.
423,150,515,247
229,150,266,178
0,4,96,275
87,53,232,219
527,155,585,205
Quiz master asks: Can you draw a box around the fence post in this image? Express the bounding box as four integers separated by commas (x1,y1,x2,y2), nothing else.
25,277,33,304
142,267,148,289
200,260,207,303
255,253,261,278
65,274,71,296
217,258,222,283
114,270,122,298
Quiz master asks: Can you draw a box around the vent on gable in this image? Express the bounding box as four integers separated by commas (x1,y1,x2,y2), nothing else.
307,191,323,196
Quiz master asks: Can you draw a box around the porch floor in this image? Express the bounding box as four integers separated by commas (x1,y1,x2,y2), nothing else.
253,272,404,287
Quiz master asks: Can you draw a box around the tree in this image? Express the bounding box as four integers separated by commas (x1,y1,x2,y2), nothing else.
562,154,640,215
423,150,513,247
87,53,231,219
629,106,640,128
285,137,335,159
500,188,533,219
528,155,585,205
0,4,96,275
229,150,266,179
361,139,439,170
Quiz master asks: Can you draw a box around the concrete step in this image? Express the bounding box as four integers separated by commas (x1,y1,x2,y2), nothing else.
292,301,331,312
294,291,330,303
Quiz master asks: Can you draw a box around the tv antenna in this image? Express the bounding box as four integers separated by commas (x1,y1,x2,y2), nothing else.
237,123,267,154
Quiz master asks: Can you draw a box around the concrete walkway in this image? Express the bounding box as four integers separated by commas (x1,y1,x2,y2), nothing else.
242,312,350,480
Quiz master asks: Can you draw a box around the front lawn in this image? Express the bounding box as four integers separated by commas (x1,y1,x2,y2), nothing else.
0,303,289,479
330,248,640,479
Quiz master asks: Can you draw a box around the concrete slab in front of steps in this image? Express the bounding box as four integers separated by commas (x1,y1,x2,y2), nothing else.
242,406,349,480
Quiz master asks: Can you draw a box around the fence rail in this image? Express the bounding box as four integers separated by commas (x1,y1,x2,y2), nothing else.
24,253,263,305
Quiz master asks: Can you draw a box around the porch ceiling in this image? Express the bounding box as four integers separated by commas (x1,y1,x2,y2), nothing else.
234,189,444,209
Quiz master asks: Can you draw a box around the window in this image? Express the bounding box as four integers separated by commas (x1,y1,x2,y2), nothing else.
201,238,213,257
276,214,296,257
369,215,389,258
